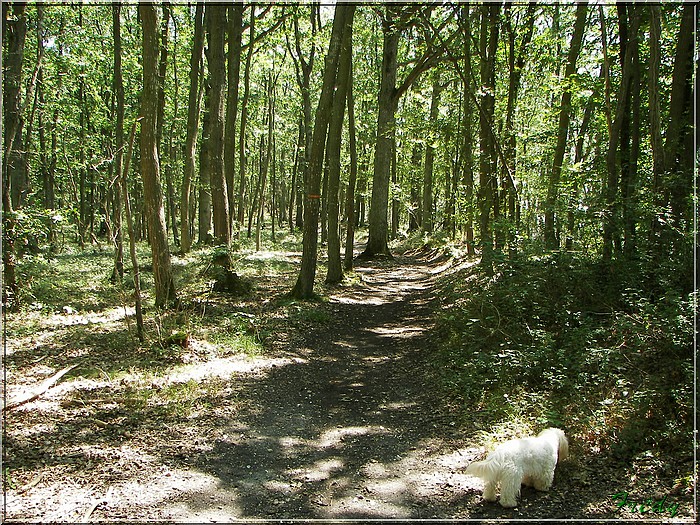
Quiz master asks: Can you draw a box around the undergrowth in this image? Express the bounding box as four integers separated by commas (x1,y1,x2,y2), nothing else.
434,251,694,462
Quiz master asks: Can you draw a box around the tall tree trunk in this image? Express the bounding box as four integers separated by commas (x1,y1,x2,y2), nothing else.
648,4,665,249
459,5,476,255
543,3,588,250
122,119,145,341
326,10,353,284
662,4,694,234
2,2,27,309
286,5,319,232
602,6,640,262
139,4,177,308
422,76,443,234
291,4,355,299
363,8,400,258
256,74,275,252
622,10,641,258
477,3,500,275
502,3,535,255
111,4,125,282
198,83,212,244
225,4,243,235
237,8,256,228
343,60,358,271
180,3,204,254
206,4,231,246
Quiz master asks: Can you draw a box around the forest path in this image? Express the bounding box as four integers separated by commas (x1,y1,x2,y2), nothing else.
164,251,485,520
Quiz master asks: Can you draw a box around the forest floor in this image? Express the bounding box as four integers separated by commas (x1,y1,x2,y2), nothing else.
2,239,695,522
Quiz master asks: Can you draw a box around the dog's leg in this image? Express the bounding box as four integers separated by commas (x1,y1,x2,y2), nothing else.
498,475,521,508
482,480,498,502
532,470,554,492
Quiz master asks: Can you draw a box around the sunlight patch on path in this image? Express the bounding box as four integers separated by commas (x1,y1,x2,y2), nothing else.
165,355,304,384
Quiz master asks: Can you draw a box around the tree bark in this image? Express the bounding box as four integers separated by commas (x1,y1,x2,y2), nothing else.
236,7,256,228
477,3,500,275
422,76,443,234
343,61,358,271
543,3,588,250
602,6,640,262
2,1,27,309
180,2,204,254
225,4,243,235
139,4,177,308
111,4,125,282
326,10,353,284
206,4,231,246
291,4,355,299
362,8,400,258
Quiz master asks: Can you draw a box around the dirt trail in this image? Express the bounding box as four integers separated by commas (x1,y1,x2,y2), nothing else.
160,252,483,520
7,253,625,522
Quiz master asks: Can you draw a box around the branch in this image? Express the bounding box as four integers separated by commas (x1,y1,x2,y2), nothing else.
4,364,78,411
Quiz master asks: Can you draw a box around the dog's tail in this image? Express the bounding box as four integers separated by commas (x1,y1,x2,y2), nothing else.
465,455,501,481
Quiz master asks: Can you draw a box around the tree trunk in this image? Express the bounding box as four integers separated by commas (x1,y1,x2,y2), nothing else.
256,74,275,252
2,2,27,309
180,2,204,254
237,8,256,228
343,61,358,271
663,4,694,232
326,10,353,284
139,4,177,308
477,3,500,275
291,4,355,299
206,4,231,246
602,6,640,262
543,3,588,250
198,83,212,244
111,4,125,282
422,76,443,234
225,4,243,235
459,5,476,255
363,8,400,258
122,119,145,341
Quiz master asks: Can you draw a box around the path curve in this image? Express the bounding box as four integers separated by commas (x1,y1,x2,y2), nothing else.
164,253,483,520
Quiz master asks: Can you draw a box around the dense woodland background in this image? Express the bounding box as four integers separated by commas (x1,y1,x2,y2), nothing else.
2,0,696,498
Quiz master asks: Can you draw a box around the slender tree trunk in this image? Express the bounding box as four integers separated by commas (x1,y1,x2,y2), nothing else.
544,4,588,250
603,6,640,262
622,12,641,258
206,4,231,246
139,4,177,308
256,74,275,252
663,4,694,232
111,4,125,282
198,83,212,244
326,11,353,284
422,76,442,234
459,5,475,255
344,61,358,271
122,119,145,341
237,8,256,227
291,4,355,299
226,4,243,235
180,3,204,254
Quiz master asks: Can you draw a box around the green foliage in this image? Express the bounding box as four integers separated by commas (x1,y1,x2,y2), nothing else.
435,251,693,459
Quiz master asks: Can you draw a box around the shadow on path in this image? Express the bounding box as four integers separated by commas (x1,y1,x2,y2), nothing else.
175,254,479,519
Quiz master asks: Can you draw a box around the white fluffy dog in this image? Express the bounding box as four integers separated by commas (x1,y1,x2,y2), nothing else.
466,428,569,508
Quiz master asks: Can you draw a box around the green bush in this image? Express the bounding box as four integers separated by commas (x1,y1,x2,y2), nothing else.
434,251,694,459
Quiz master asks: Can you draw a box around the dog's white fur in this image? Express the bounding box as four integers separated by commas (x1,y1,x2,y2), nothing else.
466,428,568,508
